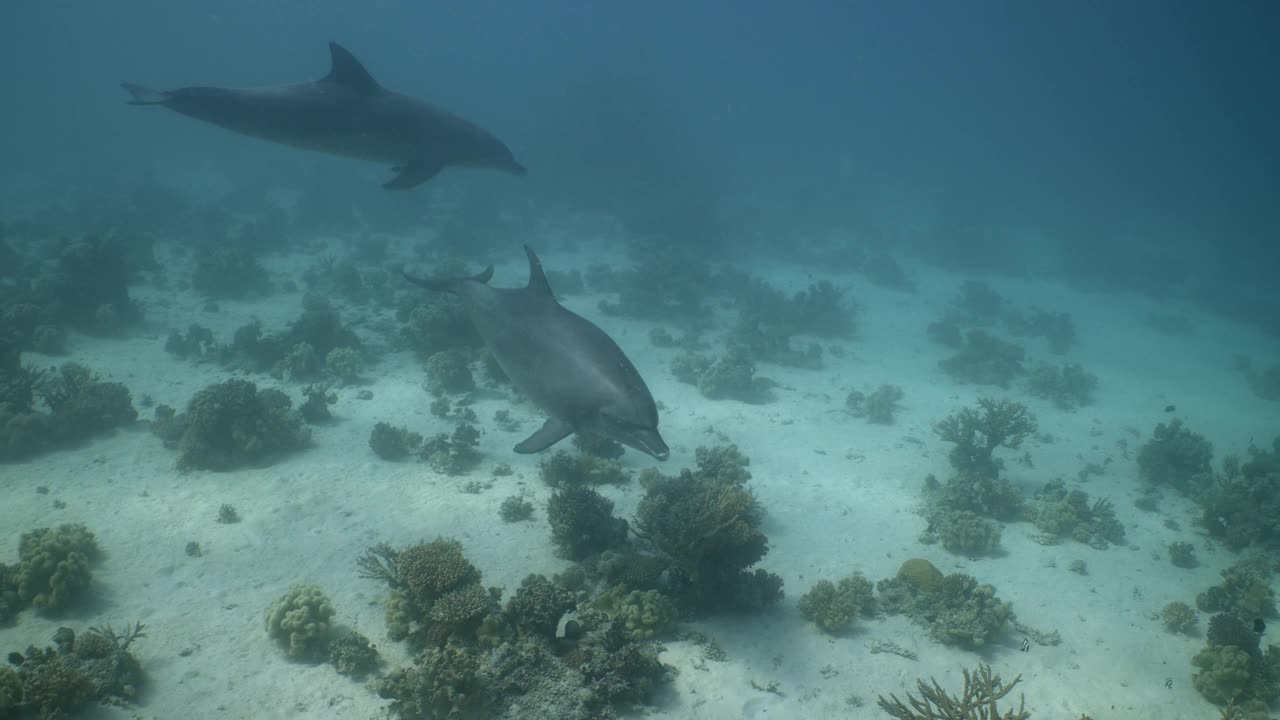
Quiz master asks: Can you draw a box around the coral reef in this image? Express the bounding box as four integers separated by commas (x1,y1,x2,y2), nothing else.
15,523,100,612
1168,541,1199,568
154,379,310,470
938,330,1026,388
369,422,424,461
0,357,136,462
921,509,1002,557
933,398,1037,480
191,247,272,298
1162,601,1199,634
547,485,630,560
797,573,875,634
1200,437,1280,550
1195,559,1276,621
358,538,491,646
1025,361,1098,410
877,664,1029,720
634,445,783,613
671,346,777,404
1026,480,1125,549
1007,308,1077,355
505,574,576,639
877,570,1014,649
6,622,146,717
540,450,630,488
421,422,482,476
592,586,677,640
846,384,905,424
1137,418,1213,497
424,348,476,396
499,495,535,522
265,584,336,659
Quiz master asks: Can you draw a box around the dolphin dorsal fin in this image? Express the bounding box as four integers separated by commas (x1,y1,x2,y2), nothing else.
323,42,381,94
523,245,555,299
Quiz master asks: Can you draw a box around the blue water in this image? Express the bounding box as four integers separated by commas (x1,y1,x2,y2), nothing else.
1,3,1278,719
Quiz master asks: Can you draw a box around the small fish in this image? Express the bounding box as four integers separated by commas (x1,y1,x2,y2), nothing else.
1163,405,1176,413
1254,618,1266,634
1019,637,1030,652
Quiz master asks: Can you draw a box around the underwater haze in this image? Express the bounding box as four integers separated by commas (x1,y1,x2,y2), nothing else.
1,2,1279,719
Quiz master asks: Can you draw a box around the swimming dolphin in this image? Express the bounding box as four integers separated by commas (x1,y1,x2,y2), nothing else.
403,247,669,460
122,42,526,189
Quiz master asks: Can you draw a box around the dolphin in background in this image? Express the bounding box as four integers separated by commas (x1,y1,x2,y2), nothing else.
403,246,669,461
122,42,526,189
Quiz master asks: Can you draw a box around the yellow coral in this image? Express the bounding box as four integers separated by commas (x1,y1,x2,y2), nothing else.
897,558,944,593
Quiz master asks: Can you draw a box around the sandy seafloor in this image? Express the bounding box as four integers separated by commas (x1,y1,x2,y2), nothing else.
1,226,1277,720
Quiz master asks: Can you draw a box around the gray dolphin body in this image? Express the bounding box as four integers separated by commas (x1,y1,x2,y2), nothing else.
403,247,669,461
122,42,526,189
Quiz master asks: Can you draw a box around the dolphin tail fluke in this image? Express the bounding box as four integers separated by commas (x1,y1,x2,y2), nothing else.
121,82,170,106
402,265,494,294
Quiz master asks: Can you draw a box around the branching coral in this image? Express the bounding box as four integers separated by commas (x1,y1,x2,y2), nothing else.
160,378,310,470
1026,479,1125,549
877,664,1029,720
633,445,782,613
548,485,630,560
1137,418,1213,497
934,398,1037,479
671,346,777,404
1200,436,1280,550
539,449,631,488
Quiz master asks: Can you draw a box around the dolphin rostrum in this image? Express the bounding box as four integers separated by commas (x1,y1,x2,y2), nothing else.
122,42,526,189
403,247,669,461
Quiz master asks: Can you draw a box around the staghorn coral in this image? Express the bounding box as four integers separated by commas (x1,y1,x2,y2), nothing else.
934,398,1037,479
877,663,1029,720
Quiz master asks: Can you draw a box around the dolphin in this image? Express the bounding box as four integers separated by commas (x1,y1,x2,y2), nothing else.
122,42,526,189
403,247,669,461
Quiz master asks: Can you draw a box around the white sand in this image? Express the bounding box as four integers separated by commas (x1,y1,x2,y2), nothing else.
1,234,1276,720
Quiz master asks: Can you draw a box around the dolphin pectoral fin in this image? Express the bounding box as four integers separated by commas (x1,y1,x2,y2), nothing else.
121,82,169,106
514,418,574,454
383,158,445,190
